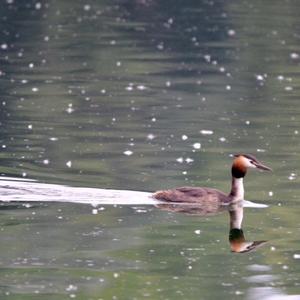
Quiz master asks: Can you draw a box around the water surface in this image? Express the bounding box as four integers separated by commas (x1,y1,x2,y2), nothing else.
1,0,300,299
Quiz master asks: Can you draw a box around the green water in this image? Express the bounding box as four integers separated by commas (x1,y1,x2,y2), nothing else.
1,0,300,299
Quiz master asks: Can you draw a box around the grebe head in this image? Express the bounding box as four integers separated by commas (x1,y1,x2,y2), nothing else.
232,154,272,178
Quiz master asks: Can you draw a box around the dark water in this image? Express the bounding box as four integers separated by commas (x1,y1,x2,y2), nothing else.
1,0,300,299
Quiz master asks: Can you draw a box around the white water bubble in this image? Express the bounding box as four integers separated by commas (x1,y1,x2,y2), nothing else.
83,4,91,11
28,124,33,129
293,254,300,259
193,143,201,149
176,157,184,163
43,159,49,165
66,161,72,168
290,52,299,59
277,75,284,81
227,29,236,36
256,74,264,81
35,2,41,9
288,173,296,180
204,55,211,62
147,134,156,140
1,44,8,50
200,129,214,135
125,86,133,91
123,150,133,156
185,158,194,163
194,229,201,235
181,134,188,141
137,85,146,90
285,86,293,91
32,87,39,92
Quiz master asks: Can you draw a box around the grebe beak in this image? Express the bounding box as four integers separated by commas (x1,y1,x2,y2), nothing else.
253,161,272,171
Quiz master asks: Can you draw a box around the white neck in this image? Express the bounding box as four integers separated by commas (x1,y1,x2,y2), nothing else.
229,177,244,201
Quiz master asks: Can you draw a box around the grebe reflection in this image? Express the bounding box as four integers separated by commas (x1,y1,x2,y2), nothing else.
228,202,267,253
157,201,267,253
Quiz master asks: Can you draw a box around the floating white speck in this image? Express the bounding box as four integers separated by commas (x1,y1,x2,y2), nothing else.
193,143,201,149
288,173,296,180
157,43,164,50
194,229,201,235
83,4,91,11
176,157,184,163
277,75,284,81
204,55,211,62
226,85,231,90
43,159,49,165
29,63,34,68
66,107,74,114
290,53,299,59
151,117,156,122
219,137,226,142
185,158,194,163
2,144,6,148
113,273,119,278
256,148,266,152
165,81,171,87
22,172,27,177
92,209,98,215
294,130,299,135
66,161,72,168
227,29,236,36
44,36,49,42
123,150,133,156
1,44,8,50
125,86,133,91
32,87,39,92
35,2,41,9
137,85,146,91
49,137,58,141
256,74,264,81
268,191,273,197
200,130,213,135
28,124,33,129
245,120,250,125
235,291,243,295
293,254,300,259
147,134,155,140
181,134,188,141
66,284,78,292
285,86,293,91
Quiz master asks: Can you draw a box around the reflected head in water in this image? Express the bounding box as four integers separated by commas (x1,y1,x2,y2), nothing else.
228,202,267,253
153,154,271,205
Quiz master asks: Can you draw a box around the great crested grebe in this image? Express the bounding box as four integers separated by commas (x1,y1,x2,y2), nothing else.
153,154,271,204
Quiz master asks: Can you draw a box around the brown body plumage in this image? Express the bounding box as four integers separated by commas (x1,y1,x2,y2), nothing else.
153,154,271,205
